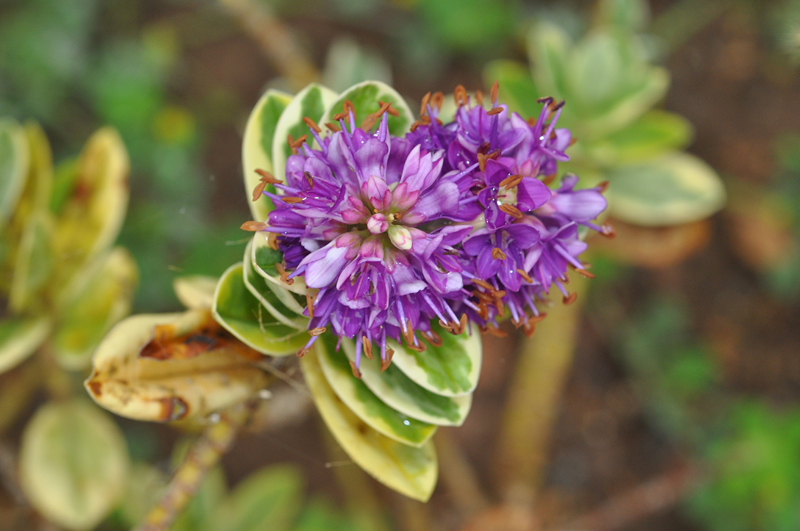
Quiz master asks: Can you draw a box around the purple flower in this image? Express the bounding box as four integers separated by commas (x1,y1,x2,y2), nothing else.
247,84,610,364
259,107,473,375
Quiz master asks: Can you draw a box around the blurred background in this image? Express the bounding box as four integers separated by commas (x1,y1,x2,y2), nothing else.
1,0,800,529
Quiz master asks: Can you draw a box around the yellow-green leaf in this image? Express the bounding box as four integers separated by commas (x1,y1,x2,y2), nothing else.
341,339,472,427
250,232,309,305
8,210,54,313
0,119,30,231
315,336,437,447
321,80,414,137
19,400,129,531
242,240,308,329
213,263,309,356
301,346,438,501
85,310,269,422
51,247,138,370
51,128,129,297
389,323,482,397
242,89,293,221
272,83,338,186
607,151,726,226
0,317,50,375
173,275,218,310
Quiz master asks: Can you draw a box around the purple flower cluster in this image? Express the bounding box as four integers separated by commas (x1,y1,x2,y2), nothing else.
249,86,608,376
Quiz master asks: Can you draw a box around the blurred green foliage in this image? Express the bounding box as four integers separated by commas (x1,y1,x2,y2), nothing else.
0,0,244,311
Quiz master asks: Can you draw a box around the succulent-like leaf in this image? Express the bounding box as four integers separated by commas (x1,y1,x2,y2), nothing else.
242,90,293,221
173,275,218,310
271,83,338,185
19,400,129,531
0,119,30,231
212,263,309,355
0,316,50,375
607,152,726,226
250,232,309,306
85,310,269,422
51,247,138,370
242,240,308,329
315,336,437,447
321,80,414,136
389,323,482,397
51,128,129,299
341,339,472,426
582,110,693,165
210,465,304,531
301,345,438,501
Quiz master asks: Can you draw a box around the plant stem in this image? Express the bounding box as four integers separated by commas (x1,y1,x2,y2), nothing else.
493,275,588,505
218,0,319,90
435,429,489,519
134,403,252,531
650,0,730,53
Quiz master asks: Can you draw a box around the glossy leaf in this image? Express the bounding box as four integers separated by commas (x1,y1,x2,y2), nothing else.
315,336,437,447
86,310,269,422
19,400,129,531
212,263,309,355
242,89,292,221
242,240,308,329
301,345,438,501
341,339,472,426
321,80,414,137
483,60,541,118
173,275,218,310
250,232,309,307
583,110,693,165
51,128,129,297
607,152,726,226
51,247,138,370
271,83,338,185
0,317,49,375
0,119,29,230
389,323,482,397
210,465,304,531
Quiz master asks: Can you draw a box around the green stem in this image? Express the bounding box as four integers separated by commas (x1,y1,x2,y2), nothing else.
134,403,252,531
493,275,588,505
435,429,489,519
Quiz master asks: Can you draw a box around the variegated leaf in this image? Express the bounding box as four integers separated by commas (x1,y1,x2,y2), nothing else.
389,323,482,397
315,335,437,447
51,128,129,301
242,89,293,221
341,339,472,427
51,247,138,370
242,240,307,329
212,263,309,356
85,310,269,422
607,151,726,226
301,344,438,501
19,400,129,531
0,317,50,375
8,210,54,313
321,80,414,137
271,83,338,185
250,232,309,306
